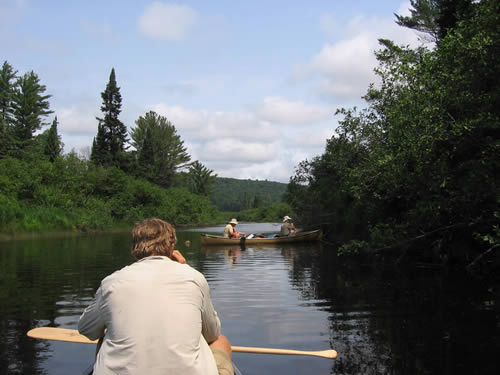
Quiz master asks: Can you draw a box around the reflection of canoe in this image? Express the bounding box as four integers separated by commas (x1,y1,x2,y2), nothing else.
200,230,323,246
82,362,244,375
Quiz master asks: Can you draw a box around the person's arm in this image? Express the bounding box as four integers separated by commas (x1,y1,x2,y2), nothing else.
199,277,221,344
171,250,186,264
78,286,106,341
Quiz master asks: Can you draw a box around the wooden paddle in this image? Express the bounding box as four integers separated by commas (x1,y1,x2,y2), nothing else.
27,327,337,359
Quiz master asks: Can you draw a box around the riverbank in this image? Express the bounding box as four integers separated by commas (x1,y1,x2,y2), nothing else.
0,226,132,242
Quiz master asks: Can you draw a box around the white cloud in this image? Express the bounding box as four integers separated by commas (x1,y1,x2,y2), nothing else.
150,103,278,141
201,139,278,163
55,104,99,137
256,96,331,125
288,127,335,149
396,1,412,18
294,10,421,102
137,2,197,41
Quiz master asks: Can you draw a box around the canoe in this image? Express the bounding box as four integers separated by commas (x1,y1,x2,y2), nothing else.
200,229,323,246
82,362,244,374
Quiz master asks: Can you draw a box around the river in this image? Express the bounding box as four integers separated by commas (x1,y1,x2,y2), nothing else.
0,223,497,374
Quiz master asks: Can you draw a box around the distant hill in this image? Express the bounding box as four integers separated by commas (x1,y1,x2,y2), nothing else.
210,177,287,212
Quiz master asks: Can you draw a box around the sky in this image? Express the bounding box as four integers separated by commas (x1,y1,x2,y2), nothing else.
1,0,423,183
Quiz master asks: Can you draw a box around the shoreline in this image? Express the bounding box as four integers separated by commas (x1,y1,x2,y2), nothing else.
0,227,132,242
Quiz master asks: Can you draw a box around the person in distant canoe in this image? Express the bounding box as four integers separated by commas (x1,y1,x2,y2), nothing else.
281,216,297,236
223,218,245,238
79,218,234,375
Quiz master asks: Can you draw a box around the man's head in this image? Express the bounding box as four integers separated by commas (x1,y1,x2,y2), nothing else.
131,218,177,260
228,218,238,226
283,216,292,223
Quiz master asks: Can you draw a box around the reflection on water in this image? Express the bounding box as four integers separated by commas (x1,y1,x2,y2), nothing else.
0,227,498,375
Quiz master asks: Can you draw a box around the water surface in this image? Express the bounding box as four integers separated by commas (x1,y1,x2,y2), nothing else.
0,224,497,374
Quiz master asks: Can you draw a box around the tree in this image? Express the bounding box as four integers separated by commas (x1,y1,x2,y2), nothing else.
0,61,17,156
44,116,62,162
138,126,155,179
188,160,217,196
395,0,440,43
130,111,191,188
95,68,128,166
11,70,52,152
395,0,474,42
90,122,109,165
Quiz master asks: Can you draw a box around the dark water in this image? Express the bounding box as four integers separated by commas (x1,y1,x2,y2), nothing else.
0,223,498,375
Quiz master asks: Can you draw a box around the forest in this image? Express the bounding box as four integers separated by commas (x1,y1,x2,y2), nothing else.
0,64,290,234
285,0,499,277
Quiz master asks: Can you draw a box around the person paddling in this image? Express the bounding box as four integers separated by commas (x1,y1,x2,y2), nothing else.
223,218,245,238
79,218,234,375
281,216,297,236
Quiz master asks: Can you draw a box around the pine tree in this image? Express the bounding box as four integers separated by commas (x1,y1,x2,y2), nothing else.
90,121,109,165
0,61,17,135
11,70,53,151
44,116,62,162
95,68,128,166
395,0,474,42
188,160,217,196
0,62,17,147
130,111,190,188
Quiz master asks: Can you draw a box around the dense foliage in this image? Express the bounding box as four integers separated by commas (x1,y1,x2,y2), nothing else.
211,177,287,212
235,202,295,223
0,155,221,233
287,0,499,273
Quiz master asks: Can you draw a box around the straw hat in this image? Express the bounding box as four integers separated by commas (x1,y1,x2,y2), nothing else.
228,218,238,225
283,216,292,222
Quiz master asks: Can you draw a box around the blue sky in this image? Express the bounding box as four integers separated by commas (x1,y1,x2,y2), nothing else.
1,0,423,182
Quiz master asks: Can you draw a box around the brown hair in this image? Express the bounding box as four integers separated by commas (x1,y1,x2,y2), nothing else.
131,218,177,260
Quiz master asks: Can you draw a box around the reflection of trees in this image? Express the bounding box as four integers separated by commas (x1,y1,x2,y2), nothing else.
0,233,132,375
288,246,498,374
0,319,50,375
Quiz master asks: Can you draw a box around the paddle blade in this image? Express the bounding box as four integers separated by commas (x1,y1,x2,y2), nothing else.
27,327,97,344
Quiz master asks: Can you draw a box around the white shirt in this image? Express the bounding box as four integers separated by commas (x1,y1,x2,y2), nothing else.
78,256,221,375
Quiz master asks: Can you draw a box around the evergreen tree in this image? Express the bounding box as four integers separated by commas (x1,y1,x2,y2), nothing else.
395,0,440,42
44,116,62,162
90,122,109,165
130,111,191,188
11,70,52,152
188,160,217,196
95,68,128,166
0,62,17,156
395,0,473,42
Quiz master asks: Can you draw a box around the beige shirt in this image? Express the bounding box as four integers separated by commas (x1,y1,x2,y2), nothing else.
78,256,221,375
281,222,295,236
223,224,234,238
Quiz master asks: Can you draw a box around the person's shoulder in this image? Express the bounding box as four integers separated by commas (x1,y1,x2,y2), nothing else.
177,263,208,285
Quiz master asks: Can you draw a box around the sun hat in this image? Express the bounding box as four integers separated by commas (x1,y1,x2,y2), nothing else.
283,216,292,222
228,218,238,225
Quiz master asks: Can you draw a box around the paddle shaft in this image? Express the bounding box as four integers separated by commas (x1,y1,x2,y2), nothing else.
27,327,337,359
232,346,337,359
